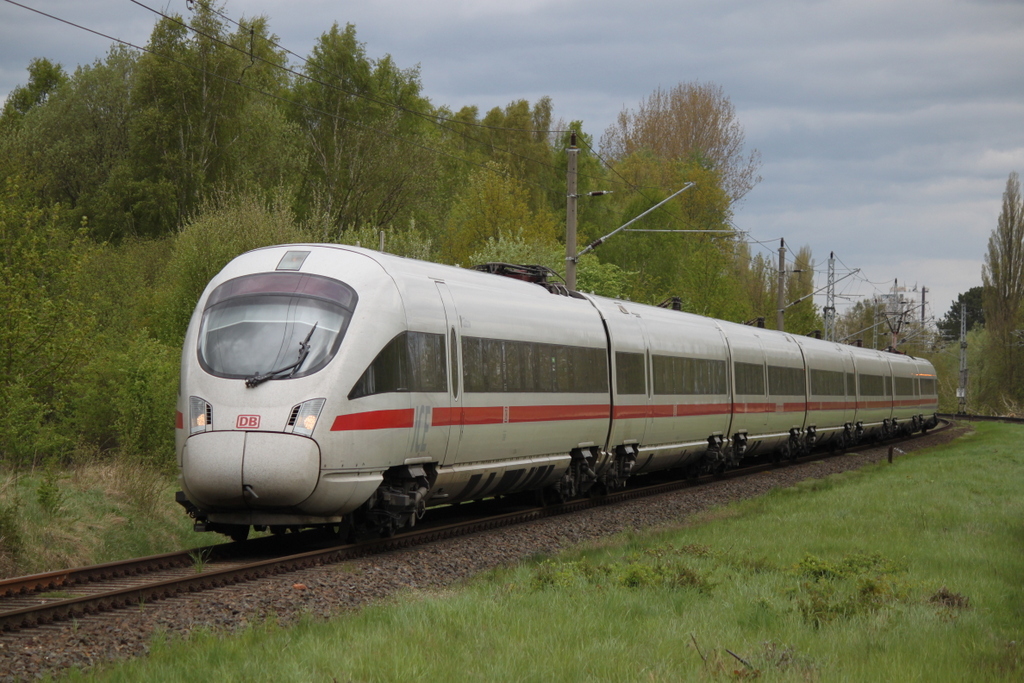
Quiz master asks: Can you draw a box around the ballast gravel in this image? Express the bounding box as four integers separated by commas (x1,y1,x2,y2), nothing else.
0,428,965,681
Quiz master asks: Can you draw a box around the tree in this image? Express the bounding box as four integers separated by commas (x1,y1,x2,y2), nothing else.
478,98,558,212
980,171,1024,407
440,162,558,265
733,244,775,326
0,182,93,464
593,153,747,317
836,299,879,348
0,47,137,235
937,286,985,340
600,82,761,203
290,23,437,237
782,245,822,335
0,58,67,130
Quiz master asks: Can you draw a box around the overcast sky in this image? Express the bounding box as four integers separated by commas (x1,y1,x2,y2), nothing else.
3,0,1023,323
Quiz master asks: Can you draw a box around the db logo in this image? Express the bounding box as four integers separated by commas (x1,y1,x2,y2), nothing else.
236,415,261,429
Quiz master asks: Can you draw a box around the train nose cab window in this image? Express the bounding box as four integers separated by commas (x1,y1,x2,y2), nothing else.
197,272,357,380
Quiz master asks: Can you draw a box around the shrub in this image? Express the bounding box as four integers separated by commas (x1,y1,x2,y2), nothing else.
70,333,178,466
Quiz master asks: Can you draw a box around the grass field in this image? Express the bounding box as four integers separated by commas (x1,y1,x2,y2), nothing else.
60,422,1024,681
0,457,208,576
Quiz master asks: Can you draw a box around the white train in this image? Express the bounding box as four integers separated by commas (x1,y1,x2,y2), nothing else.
175,244,939,540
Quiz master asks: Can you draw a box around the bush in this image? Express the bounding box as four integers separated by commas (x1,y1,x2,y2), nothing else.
71,333,178,466
0,376,73,466
0,182,93,466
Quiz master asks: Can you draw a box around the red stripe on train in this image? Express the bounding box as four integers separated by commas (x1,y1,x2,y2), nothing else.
332,399,938,431
331,409,414,431
331,404,610,431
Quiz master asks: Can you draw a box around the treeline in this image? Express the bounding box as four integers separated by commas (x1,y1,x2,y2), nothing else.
0,1,821,467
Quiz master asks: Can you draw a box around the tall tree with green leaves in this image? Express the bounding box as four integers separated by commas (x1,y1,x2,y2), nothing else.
124,2,296,237
478,98,559,210
0,57,66,131
440,161,558,265
290,22,437,238
0,47,137,236
782,245,822,335
937,286,984,340
981,171,1024,408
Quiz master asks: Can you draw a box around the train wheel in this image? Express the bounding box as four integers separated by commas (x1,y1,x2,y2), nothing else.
378,519,397,538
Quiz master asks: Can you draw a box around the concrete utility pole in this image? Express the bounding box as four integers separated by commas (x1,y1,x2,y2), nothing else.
823,251,836,341
958,303,968,415
776,238,786,331
565,132,579,291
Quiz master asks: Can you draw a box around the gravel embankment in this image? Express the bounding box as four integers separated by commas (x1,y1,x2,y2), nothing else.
0,426,966,681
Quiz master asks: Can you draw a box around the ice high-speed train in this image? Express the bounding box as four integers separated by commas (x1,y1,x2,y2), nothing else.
174,244,939,540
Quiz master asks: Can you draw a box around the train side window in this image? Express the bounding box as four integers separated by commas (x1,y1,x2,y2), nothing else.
767,365,806,396
408,331,447,392
894,376,914,396
534,342,555,393
481,338,503,392
504,341,525,392
810,369,845,396
652,355,674,395
702,358,727,394
520,341,539,392
552,345,572,392
348,331,446,399
616,352,646,395
846,372,856,396
462,337,484,392
653,355,726,395
858,374,883,396
460,336,608,393
735,362,766,395
576,347,609,393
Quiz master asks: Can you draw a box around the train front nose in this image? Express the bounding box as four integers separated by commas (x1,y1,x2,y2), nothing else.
181,431,321,509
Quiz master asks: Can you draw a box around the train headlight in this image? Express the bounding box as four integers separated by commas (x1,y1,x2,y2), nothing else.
189,396,212,434
289,398,326,437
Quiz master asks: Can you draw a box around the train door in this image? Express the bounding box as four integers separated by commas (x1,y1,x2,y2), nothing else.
635,315,655,448
434,281,463,466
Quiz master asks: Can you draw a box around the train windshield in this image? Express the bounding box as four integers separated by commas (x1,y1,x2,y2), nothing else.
197,272,357,381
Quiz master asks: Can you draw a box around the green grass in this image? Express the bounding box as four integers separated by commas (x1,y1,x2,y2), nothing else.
59,423,1024,681
0,457,212,576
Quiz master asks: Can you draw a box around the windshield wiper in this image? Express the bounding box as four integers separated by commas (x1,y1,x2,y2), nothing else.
245,322,319,388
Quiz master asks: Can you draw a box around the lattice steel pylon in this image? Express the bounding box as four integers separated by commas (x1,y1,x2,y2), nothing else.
823,251,836,341
958,303,968,415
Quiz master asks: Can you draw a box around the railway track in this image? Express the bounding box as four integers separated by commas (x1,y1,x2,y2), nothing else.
937,412,1024,425
0,420,954,634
